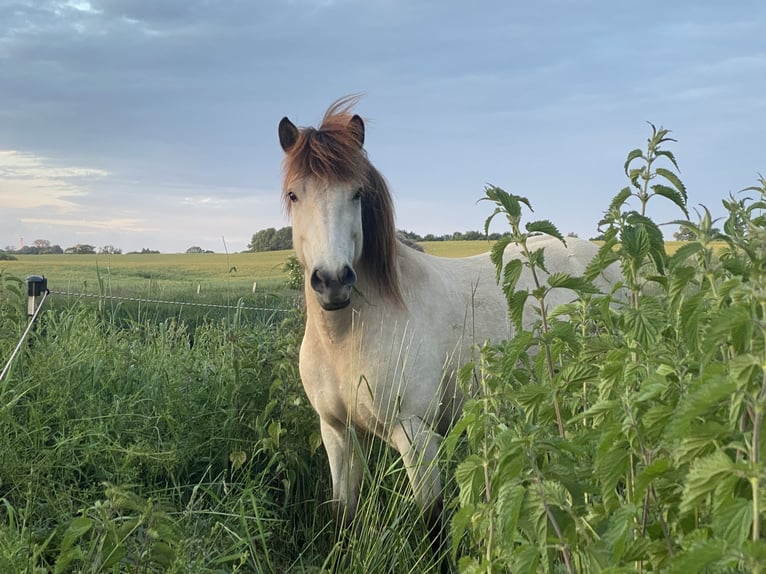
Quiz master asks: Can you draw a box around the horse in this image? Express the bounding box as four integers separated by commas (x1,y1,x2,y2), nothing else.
277,96,617,564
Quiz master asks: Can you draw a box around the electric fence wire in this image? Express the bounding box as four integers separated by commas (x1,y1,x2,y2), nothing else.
1,289,292,383
48,290,290,313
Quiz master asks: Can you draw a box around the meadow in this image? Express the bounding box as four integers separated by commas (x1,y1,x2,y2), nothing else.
0,125,764,573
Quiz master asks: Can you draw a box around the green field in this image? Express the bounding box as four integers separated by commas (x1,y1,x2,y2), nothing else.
0,242,495,298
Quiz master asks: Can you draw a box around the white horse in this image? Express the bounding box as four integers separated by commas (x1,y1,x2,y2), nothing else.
278,96,617,558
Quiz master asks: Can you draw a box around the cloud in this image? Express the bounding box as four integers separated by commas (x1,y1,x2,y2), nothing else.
0,150,107,210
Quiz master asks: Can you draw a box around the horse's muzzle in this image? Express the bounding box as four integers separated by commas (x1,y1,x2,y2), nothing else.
310,265,356,311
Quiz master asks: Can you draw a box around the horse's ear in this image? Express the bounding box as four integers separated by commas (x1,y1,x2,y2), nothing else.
349,114,365,148
279,117,299,152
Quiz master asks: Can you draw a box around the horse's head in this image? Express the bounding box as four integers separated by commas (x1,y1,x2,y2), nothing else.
278,97,403,311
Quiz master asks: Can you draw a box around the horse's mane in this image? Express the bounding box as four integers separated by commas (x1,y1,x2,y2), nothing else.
281,96,403,306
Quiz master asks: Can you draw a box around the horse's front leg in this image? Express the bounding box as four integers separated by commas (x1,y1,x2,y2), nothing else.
320,418,363,526
390,416,450,570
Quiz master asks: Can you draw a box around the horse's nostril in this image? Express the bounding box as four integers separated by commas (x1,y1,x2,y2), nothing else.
340,265,357,287
310,268,325,292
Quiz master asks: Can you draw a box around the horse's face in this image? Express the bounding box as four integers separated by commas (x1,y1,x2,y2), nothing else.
287,178,362,311
279,112,370,311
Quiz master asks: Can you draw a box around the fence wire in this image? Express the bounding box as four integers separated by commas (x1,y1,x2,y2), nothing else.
48,289,290,313
1,287,293,382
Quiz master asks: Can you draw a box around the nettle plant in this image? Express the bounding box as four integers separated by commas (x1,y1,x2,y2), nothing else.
448,125,766,573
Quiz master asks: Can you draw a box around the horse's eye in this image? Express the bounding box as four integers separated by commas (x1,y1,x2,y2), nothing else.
352,189,362,201
287,191,298,203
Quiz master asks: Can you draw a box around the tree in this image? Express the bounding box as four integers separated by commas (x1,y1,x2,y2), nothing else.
99,245,122,255
673,227,695,241
65,244,96,254
248,227,293,252
33,239,50,249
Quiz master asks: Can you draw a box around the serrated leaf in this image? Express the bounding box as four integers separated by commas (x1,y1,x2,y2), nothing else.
625,212,667,272
496,482,526,542
512,544,541,574
655,149,681,171
652,183,689,217
680,450,738,514
712,496,752,545
526,219,564,242
678,290,705,352
547,272,600,294
655,167,687,201
729,354,762,390
624,148,644,175
623,297,664,347
609,187,633,213
667,539,728,574
455,454,485,506
665,371,736,440
585,238,620,281
705,304,753,355
484,206,504,235
508,289,529,333
668,242,704,270
620,224,650,262
450,504,475,558
595,430,629,507
634,457,671,498
603,504,638,562
490,236,513,282
502,258,523,298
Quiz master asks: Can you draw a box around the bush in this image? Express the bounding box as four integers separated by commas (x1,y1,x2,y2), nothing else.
450,127,766,572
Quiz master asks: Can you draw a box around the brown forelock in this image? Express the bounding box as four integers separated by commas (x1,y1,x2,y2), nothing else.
282,98,367,210
281,98,404,306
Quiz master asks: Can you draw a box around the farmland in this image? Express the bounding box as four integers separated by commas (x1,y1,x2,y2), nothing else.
0,240,494,296
1,127,764,572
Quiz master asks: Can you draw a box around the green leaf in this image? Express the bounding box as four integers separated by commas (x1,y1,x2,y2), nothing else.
729,354,762,390
455,454,486,506
603,504,639,562
508,290,529,333
679,291,705,353
490,236,513,282
450,504,475,558
655,167,687,202
620,224,650,263
623,148,644,175
496,482,526,542
547,272,600,294
634,457,671,498
623,296,665,348
624,212,667,273
525,220,564,242
667,539,728,574
512,544,540,574
667,264,698,305
610,187,633,212
652,183,689,217
680,450,738,514
712,496,752,545
502,258,523,299
665,370,736,441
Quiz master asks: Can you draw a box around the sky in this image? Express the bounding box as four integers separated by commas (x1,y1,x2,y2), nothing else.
1,0,764,253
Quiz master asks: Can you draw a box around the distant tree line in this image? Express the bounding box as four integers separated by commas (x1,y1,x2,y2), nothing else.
246,227,515,252
2,239,215,256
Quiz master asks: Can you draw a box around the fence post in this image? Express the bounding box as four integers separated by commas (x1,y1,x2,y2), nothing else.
26,275,48,318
